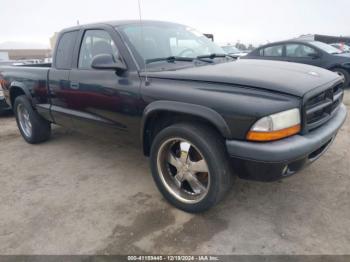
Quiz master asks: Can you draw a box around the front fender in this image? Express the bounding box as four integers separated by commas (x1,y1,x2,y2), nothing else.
141,100,232,146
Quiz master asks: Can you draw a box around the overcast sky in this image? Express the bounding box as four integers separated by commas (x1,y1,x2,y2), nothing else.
0,0,349,48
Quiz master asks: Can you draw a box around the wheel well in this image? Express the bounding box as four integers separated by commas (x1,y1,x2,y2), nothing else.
10,87,25,107
143,111,225,156
330,66,341,70
330,66,349,73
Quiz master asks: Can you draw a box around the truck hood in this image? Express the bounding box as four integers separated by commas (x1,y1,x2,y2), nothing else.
146,59,341,97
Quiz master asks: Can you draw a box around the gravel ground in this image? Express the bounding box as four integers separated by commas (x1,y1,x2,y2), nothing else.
0,90,349,255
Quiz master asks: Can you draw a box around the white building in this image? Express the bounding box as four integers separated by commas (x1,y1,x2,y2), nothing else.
0,52,9,61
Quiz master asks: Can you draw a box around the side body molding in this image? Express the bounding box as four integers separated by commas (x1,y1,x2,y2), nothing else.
141,100,232,151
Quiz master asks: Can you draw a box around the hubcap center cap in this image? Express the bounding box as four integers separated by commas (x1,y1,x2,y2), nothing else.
180,164,190,173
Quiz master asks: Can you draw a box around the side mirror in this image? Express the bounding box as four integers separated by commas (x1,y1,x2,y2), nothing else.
91,54,127,72
308,53,320,59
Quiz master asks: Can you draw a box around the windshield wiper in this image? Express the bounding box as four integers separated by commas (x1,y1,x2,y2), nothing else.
145,56,194,64
196,53,232,63
145,54,231,65
197,53,228,59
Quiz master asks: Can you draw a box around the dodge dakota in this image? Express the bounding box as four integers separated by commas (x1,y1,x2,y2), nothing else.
0,21,347,212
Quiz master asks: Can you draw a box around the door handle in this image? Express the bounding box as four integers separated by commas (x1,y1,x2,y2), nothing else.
70,82,79,90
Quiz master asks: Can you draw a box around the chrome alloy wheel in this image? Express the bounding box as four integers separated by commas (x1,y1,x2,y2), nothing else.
157,138,210,204
17,103,32,137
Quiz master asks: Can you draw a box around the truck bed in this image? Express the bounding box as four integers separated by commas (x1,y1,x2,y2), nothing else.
0,65,51,108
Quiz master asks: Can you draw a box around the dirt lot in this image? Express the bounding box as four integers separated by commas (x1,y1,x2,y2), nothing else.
0,91,349,255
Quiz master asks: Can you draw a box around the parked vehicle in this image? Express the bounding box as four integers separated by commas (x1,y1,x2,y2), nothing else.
221,45,248,57
0,21,347,212
330,43,350,53
0,83,10,114
243,40,350,87
0,60,24,66
44,57,53,63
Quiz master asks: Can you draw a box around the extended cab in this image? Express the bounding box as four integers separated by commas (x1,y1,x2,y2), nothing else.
0,21,347,212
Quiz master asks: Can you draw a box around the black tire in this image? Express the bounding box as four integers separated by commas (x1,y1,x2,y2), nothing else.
332,68,349,88
150,122,234,213
14,95,51,144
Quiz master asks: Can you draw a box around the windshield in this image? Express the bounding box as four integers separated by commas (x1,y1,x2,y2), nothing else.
342,45,350,52
222,46,240,54
118,22,225,67
332,43,350,52
310,41,342,54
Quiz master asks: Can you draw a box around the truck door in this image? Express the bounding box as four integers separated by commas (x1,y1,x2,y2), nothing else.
48,30,79,127
68,28,142,141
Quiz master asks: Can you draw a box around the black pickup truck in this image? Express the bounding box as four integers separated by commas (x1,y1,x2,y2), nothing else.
0,21,347,212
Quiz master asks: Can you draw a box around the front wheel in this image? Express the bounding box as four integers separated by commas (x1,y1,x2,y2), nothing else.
14,95,51,144
150,123,234,213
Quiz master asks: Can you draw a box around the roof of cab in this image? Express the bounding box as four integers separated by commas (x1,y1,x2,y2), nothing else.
60,20,183,32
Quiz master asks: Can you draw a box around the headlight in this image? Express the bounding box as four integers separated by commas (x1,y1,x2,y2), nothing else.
247,108,301,141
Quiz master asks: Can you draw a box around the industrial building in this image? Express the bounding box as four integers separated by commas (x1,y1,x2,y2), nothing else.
0,49,52,61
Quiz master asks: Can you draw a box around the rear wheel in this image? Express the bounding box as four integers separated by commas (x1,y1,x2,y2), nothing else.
332,68,349,88
150,122,234,213
14,95,51,144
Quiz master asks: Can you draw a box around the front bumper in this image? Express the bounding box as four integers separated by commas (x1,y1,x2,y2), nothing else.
226,104,347,181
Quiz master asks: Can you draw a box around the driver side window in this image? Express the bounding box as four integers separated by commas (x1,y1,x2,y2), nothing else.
78,30,119,69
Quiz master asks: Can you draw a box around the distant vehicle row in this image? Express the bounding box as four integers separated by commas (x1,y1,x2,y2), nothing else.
0,58,52,66
243,40,350,87
221,45,248,57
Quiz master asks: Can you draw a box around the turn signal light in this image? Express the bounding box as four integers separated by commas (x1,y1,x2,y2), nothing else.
247,124,301,142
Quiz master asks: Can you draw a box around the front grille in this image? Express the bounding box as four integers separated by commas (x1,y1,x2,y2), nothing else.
305,83,344,131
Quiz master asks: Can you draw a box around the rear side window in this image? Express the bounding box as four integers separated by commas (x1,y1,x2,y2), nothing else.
261,45,283,57
286,44,318,58
55,31,78,69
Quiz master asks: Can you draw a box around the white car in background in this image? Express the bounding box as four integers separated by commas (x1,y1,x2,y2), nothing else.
221,45,248,58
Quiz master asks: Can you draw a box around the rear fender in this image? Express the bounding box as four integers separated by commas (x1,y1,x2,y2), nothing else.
9,81,33,107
